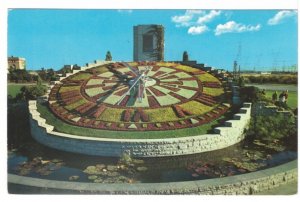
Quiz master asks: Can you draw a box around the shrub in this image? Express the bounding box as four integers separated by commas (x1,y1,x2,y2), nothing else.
240,86,270,103
248,113,297,142
18,84,47,100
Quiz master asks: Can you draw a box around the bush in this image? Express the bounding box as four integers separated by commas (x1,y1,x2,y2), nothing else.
17,84,47,100
248,113,296,142
240,86,270,103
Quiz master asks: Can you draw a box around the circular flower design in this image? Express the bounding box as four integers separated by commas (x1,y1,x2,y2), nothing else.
48,62,229,131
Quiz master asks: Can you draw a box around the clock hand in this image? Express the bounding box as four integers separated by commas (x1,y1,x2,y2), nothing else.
122,62,140,77
137,79,146,103
117,73,144,105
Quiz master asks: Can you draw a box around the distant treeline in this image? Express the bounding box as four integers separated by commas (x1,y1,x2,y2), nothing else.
243,75,297,84
8,68,61,83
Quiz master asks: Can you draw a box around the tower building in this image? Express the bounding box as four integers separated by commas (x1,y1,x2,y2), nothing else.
133,24,164,61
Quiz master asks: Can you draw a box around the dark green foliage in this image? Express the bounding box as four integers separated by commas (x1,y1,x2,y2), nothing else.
248,113,297,142
7,102,31,150
38,68,57,81
183,51,189,62
240,86,270,103
105,51,112,61
245,75,297,84
8,69,38,83
18,84,47,100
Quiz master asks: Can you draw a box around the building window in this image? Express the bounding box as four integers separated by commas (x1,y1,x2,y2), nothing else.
143,34,154,52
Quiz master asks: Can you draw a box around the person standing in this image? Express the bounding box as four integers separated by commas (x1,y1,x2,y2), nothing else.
283,90,289,102
279,91,285,103
272,91,278,102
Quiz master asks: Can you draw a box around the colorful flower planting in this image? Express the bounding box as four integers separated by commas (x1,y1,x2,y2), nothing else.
48,62,230,131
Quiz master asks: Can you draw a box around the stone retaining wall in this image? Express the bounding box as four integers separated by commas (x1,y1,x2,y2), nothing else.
8,160,297,194
31,60,252,157
28,100,252,157
252,101,292,117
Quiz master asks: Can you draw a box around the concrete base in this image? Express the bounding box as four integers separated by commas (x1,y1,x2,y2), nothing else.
28,101,252,157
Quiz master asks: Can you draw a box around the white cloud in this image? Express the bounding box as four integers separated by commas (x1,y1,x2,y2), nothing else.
171,10,205,27
268,10,297,25
197,10,221,24
188,25,209,35
215,21,261,36
171,15,193,27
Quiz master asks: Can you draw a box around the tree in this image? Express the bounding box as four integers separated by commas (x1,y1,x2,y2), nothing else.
38,68,47,81
105,51,112,61
8,69,34,83
37,75,42,86
183,51,189,62
18,84,47,100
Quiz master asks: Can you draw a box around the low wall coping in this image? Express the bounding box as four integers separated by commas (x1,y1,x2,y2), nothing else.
7,160,297,194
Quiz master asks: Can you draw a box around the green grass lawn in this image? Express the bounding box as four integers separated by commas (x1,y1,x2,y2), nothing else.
7,84,26,98
37,102,225,139
265,90,297,109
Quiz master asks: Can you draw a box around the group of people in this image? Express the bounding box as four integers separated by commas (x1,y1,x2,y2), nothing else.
272,90,289,103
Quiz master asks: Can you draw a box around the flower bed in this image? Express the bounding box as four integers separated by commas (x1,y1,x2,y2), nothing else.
203,87,224,97
203,81,221,88
47,61,230,132
123,109,132,122
197,73,220,83
70,73,92,80
75,102,97,114
172,105,193,118
147,87,166,97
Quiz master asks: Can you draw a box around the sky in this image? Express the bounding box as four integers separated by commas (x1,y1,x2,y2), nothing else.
7,9,298,71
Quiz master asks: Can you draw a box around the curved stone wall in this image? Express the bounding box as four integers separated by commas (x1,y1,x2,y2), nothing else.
8,160,297,194
28,100,252,157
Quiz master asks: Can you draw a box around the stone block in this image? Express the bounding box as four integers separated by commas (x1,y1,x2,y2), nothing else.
224,120,240,127
233,113,249,121
243,103,252,108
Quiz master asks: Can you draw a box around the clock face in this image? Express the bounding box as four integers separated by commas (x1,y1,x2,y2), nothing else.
82,65,200,108
49,62,229,131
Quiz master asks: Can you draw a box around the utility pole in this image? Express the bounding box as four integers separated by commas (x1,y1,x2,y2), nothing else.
254,53,262,72
233,42,242,80
272,50,280,73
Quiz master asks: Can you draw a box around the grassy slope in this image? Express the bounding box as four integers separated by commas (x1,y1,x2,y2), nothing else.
265,90,297,109
37,102,224,139
7,84,24,98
